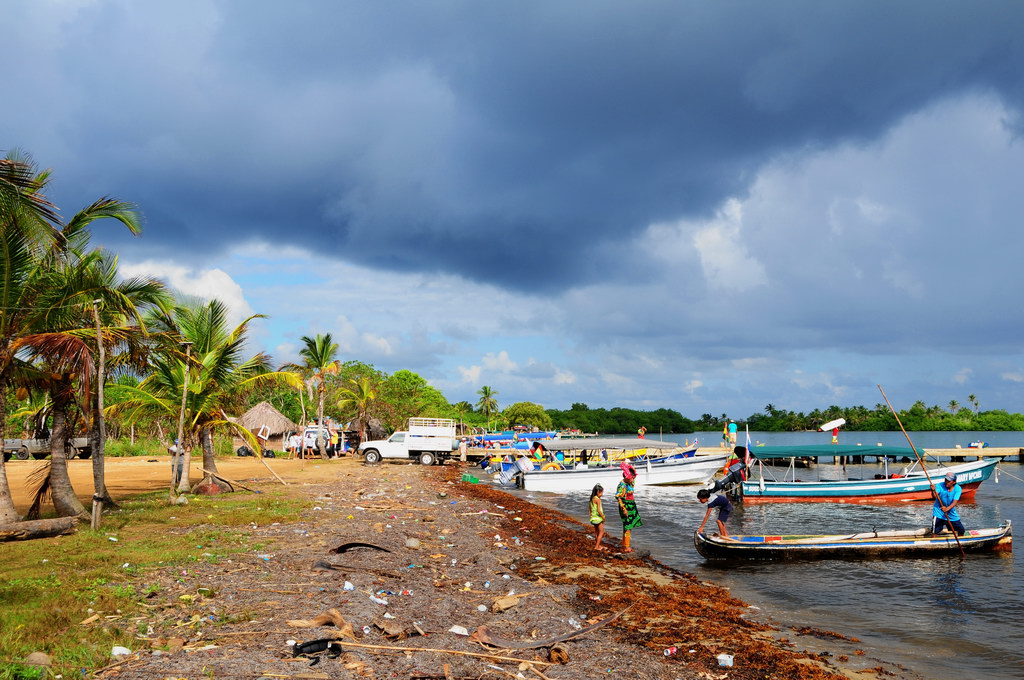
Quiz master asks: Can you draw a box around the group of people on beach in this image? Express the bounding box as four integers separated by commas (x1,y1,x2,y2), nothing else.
584,443,967,553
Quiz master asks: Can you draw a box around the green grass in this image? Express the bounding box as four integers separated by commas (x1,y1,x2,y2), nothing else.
0,489,307,678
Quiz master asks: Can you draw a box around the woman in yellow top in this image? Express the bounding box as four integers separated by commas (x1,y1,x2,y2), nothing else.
589,484,606,551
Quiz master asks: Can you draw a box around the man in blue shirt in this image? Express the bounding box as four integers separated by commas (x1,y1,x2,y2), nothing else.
932,471,965,535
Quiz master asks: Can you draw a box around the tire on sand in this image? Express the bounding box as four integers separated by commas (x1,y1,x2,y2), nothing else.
363,449,381,464
418,452,436,466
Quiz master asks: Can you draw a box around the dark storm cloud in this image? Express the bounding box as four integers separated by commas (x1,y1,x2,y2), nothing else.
5,1,1024,293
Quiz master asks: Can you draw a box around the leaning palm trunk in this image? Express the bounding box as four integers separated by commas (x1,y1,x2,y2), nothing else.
0,387,21,523
48,396,86,518
196,427,227,491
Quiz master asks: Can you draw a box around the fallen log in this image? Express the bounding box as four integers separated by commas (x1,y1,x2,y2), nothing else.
0,516,78,542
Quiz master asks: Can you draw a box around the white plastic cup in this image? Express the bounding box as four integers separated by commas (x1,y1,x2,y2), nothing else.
716,653,734,667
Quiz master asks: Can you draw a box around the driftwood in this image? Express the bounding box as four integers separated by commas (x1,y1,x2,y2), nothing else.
0,516,78,542
199,467,262,494
470,605,631,649
286,608,356,640
331,640,553,666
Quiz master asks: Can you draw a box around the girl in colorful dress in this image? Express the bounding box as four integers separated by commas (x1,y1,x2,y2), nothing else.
615,462,643,553
589,484,607,551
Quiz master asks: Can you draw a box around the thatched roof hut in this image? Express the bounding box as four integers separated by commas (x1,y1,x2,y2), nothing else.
236,401,299,438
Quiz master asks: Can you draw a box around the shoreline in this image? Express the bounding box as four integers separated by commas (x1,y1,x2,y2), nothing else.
3,457,915,679
451,465,918,680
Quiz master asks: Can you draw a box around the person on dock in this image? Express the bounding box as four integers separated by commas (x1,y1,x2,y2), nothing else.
931,471,965,535
697,488,732,538
590,484,607,551
637,425,647,439
728,420,738,445
616,462,643,553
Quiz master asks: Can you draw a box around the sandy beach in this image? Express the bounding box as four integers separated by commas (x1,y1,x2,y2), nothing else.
0,456,920,679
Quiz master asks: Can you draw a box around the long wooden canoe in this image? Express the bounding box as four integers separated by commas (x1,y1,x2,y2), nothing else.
693,521,1012,561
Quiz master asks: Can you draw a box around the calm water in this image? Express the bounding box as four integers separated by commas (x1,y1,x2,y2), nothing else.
520,431,1024,680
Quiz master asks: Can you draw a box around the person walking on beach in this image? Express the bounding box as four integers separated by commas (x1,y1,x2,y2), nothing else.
931,471,965,535
697,488,733,538
616,462,643,553
458,438,468,462
590,484,607,551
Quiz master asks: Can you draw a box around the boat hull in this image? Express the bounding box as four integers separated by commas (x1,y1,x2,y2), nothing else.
694,521,1012,561
520,454,729,493
741,458,998,503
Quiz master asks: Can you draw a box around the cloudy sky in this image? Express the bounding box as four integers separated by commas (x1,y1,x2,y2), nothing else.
5,1,1024,419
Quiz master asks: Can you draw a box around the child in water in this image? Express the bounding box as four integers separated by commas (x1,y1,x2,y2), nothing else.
697,488,732,538
589,484,607,551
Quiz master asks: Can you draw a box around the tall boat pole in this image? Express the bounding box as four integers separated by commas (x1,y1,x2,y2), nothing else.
878,384,964,558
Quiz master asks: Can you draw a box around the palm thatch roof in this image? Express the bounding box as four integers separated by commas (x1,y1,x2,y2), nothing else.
235,401,298,437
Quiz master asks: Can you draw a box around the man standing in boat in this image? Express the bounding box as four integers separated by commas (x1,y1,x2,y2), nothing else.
931,471,965,536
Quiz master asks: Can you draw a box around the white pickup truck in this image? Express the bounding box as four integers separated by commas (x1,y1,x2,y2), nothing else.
359,418,457,466
2,436,92,462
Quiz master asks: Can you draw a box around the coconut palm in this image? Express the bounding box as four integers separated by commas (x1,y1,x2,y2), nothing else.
948,400,960,414
110,299,300,492
968,394,980,413
337,377,377,441
476,385,498,431
0,152,154,521
284,334,339,458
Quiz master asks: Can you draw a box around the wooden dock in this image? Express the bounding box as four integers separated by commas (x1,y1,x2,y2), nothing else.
923,447,1023,461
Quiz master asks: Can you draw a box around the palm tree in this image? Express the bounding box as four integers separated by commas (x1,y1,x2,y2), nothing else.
285,334,339,458
476,385,498,431
968,394,979,413
0,152,153,521
336,377,376,442
453,400,472,433
111,299,299,492
948,400,960,414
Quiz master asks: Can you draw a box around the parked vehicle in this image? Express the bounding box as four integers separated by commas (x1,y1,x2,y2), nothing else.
303,426,331,452
2,436,92,462
360,418,457,465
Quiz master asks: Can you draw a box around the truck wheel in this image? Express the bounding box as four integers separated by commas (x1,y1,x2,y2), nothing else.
363,449,381,465
15,447,30,460
418,452,436,466
2,451,10,463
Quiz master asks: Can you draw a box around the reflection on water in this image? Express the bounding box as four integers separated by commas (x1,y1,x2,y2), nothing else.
518,454,1023,680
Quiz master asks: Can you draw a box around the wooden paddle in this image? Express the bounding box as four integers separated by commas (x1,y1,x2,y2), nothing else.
878,385,965,558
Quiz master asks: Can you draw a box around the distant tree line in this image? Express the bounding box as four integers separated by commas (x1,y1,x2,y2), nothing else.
702,400,1024,432
545,403,695,434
